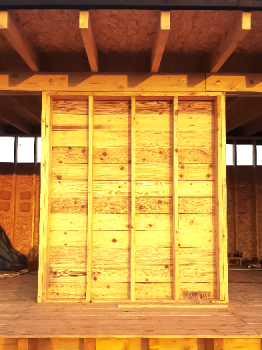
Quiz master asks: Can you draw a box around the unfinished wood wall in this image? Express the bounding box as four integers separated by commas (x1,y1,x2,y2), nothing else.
227,166,262,260
39,93,227,303
0,164,40,263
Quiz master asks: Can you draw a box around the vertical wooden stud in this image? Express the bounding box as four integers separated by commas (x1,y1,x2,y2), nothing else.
83,338,96,350
215,93,228,302
131,96,136,301
206,339,214,350
30,136,37,262
233,140,238,253
86,96,94,302
38,92,52,302
173,96,179,301
214,338,223,350
18,339,29,350
253,140,259,259
11,136,17,244
29,339,38,350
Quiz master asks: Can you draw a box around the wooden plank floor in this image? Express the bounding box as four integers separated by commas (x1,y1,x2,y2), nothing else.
0,269,261,338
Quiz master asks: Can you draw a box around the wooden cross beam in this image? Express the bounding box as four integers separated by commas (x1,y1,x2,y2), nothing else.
0,11,39,71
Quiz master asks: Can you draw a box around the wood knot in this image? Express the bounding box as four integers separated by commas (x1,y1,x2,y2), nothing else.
181,165,185,169
82,148,86,153
82,205,86,208
120,166,125,170
143,159,146,161
103,152,107,156
59,161,62,163
158,200,162,204
93,276,97,281
207,174,211,178
175,149,178,153
54,271,57,275
139,205,143,210
165,265,169,269
68,147,71,150
57,176,62,180
180,175,183,178
75,201,78,204
148,224,153,227
159,151,162,154
209,164,213,168
64,232,67,235
107,285,110,289
112,239,117,243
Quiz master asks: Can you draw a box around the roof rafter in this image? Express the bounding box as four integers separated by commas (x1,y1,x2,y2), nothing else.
79,11,98,72
0,11,39,71
210,11,251,72
0,101,32,134
242,114,262,136
8,96,41,123
151,11,170,73
227,97,262,132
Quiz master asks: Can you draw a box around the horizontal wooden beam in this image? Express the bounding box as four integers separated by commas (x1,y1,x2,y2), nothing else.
0,72,206,92
242,114,262,136
151,11,170,73
206,74,262,92
0,11,39,71
2,72,262,94
210,12,251,72
80,11,98,72
227,97,262,132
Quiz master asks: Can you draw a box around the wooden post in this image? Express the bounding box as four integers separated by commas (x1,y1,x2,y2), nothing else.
30,136,37,262
86,96,94,302
233,140,238,253
215,93,227,302
173,96,179,301
38,92,52,302
253,140,259,259
131,96,136,301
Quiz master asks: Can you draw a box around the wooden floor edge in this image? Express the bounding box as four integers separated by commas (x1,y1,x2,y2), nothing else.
0,335,261,339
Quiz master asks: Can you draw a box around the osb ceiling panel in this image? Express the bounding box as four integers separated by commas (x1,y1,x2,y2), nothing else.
90,10,158,53
12,10,85,53
166,10,235,54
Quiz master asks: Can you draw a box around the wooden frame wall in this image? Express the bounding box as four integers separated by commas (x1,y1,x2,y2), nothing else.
38,91,227,304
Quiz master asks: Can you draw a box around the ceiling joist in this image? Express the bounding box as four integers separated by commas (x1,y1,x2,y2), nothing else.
7,96,41,123
151,11,170,73
0,113,32,134
0,11,39,71
79,11,98,72
210,11,251,72
227,97,262,132
242,114,262,136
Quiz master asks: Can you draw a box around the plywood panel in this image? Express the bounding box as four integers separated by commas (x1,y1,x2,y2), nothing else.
96,338,141,350
52,147,88,164
150,338,205,350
